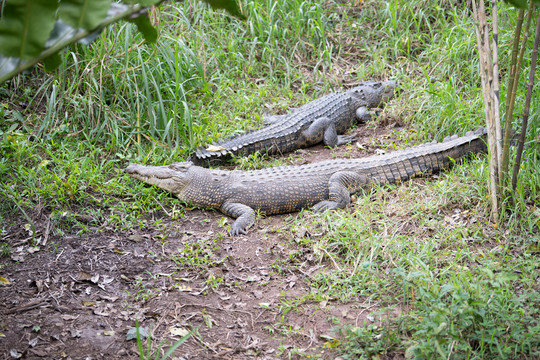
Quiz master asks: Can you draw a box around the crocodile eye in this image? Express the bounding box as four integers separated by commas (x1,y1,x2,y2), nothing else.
169,162,190,171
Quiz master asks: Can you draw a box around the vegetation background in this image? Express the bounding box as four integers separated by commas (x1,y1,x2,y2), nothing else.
0,0,539,358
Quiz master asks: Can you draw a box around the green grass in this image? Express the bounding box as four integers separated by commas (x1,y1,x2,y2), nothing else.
0,0,539,358
291,157,539,358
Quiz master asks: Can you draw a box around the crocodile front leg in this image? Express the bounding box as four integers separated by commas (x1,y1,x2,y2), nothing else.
355,106,371,123
221,201,256,235
298,116,346,148
311,171,370,212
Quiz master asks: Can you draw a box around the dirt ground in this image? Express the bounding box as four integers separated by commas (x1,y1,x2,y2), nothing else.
1,122,411,359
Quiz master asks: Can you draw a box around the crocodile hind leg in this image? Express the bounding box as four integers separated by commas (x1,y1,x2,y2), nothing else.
220,201,256,235
311,171,370,212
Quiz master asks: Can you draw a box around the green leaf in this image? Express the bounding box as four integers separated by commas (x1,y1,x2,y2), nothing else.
502,0,529,8
43,52,62,72
58,0,112,30
0,0,58,59
202,0,245,19
121,0,161,5
129,14,158,43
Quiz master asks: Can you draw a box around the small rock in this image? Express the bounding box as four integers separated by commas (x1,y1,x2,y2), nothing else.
126,327,149,341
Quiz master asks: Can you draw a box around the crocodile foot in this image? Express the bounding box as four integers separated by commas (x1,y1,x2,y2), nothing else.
336,134,357,146
231,223,249,236
311,200,340,212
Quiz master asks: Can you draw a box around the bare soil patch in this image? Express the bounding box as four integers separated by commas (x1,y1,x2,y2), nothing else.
1,122,409,359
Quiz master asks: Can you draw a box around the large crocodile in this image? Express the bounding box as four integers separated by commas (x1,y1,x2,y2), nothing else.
126,129,486,235
193,81,396,165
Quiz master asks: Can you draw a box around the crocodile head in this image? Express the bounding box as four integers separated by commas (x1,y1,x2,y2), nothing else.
125,162,194,195
346,80,396,107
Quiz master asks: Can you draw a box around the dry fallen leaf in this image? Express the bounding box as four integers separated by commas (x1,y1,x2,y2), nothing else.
128,234,144,242
206,145,226,152
177,285,192,292
169,327,189,337
82,300,95,307
101,276,114,285
103,330,115,336
27,246,40,254
77,271,92,282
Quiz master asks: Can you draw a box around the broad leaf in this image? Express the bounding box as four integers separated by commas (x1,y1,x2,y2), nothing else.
58,0,112,30
0,0,58,59
203,0,245,19
0,2,137,82
129,14,158,43
43,52,62,71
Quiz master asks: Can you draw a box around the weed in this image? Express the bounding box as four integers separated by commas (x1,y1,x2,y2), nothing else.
132,277,157,302
135,320,195,360
204,274,224,291
171,236,221,270
0,242,11,257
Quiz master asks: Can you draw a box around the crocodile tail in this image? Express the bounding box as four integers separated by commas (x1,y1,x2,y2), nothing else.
368,127,488,186
443,127,486,143
192,146,230,166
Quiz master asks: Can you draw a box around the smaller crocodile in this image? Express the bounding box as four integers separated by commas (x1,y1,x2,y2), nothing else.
126,129,486,235
192,81,396,165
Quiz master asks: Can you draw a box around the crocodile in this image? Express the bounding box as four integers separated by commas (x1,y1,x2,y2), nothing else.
192,80,396,165
126,129,486,235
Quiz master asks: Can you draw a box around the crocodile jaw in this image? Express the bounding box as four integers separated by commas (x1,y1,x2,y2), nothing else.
380,80,396,102
125,162,192,195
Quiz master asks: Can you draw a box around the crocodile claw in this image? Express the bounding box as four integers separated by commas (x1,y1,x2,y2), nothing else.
231,223,248,236
311,201,340,213
337,134,357,146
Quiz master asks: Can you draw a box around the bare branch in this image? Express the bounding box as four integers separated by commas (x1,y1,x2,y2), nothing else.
512,13,539,190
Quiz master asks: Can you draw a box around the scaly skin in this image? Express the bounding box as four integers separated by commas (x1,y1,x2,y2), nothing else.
193,81,396,166
126,129,486,235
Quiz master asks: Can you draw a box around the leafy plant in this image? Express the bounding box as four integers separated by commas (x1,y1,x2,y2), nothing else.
0,0,243,82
